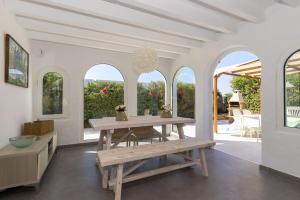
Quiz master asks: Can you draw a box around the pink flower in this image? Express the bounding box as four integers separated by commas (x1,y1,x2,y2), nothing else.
178,90,186,97
100,87,108,94
148,91,158,97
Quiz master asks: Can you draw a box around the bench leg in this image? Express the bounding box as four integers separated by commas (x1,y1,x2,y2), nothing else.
102,167,109,189
115,164,124,200
199,149,208,177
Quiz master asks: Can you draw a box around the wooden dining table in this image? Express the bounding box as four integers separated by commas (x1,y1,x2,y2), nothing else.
89,116,195,151
90,116,195,189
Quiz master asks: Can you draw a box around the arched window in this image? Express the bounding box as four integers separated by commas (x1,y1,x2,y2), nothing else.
137,70,166,116
284,50,300,128
173,67,195,119
84,64,124,128
42,72,63,115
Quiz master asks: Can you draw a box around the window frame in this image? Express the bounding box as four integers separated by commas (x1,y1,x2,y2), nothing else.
37,69,67,119
283,49,300,129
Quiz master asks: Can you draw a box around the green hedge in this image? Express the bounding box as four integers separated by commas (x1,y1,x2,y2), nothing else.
176,82,195,118
286,73,300,107
84,81,124,128
137,81,165,116
84,80,196,128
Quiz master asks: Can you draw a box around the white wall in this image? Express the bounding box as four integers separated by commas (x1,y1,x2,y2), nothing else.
0,1,31,149
173,3,300,177
30,40,173,146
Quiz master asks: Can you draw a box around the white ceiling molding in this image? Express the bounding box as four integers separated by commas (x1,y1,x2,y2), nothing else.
17,16,190,55
275,0,300,7
191,0,271,22
6,0,204,49
104,0,238,33
27,30,179,60
4,0,291,60
45,0,218,41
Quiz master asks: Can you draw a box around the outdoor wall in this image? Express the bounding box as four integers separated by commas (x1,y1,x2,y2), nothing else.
30,40,173,146
172,3,300,177
0,1,31,149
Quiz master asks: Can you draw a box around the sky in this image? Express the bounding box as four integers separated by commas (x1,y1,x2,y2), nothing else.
84,51,257,94
85,64,195,83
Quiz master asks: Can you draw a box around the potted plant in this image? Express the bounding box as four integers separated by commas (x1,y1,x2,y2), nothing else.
115,105,128,121
160,104,172,118
144,105,150,115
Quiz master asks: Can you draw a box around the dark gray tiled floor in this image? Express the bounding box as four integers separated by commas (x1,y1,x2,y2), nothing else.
1,144,300,200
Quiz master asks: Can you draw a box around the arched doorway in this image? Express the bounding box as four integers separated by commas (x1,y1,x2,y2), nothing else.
137,70,166,116
172,67,196,137
83,64,125,140
212,51,262,163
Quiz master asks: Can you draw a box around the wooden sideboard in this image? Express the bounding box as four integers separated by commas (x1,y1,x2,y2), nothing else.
0,131,57,190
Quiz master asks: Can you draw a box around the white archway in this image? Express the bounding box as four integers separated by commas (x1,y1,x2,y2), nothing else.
83,64,125,140
172,66,196,137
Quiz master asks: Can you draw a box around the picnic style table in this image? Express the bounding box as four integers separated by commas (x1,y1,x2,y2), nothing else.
90,116,196,190
89,116,195,150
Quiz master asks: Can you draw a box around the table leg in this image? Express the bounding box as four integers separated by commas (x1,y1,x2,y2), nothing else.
106,130,112,150
176,123,185,139
114,164,124,200
162,124,167,141
102,167,109,189
98,130,105,151
102,130,112,189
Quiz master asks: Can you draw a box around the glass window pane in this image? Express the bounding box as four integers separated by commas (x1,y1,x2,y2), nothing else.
137,70,166,116
42,72,63,115
285,51,300,128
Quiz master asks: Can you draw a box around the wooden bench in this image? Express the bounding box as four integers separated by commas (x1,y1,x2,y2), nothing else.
97,138,215,200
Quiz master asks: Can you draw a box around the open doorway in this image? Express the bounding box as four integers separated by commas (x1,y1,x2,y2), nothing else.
212,51,262,164
83,64,125,141
172,67,196,138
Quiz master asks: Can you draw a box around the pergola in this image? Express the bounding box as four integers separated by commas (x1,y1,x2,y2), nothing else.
213,53,300,133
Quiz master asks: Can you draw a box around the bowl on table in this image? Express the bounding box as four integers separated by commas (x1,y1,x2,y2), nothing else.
9,135,37,148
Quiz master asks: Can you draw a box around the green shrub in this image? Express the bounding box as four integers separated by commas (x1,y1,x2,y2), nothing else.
176,82,195,118
84,81,124,128
231,76,261,113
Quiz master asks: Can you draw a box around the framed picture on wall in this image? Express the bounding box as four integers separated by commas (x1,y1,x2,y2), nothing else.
5,34,29,88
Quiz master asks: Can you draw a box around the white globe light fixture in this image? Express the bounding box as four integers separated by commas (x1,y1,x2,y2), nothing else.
133,47,159,73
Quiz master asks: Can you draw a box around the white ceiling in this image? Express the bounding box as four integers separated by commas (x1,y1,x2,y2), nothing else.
4,0,300,59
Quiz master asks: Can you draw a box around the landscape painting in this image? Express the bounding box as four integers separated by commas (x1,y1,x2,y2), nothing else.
5,34,29,88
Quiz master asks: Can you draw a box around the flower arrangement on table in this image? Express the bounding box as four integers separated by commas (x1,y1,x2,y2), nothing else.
115,105,128,121
160,104,172,118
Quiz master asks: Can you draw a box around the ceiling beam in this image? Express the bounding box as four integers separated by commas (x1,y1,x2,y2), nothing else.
6,0,204,49
191,0,267,22
105,0,237,33
17,16,190,55
275,0,300,7
27,30,179,60
28,0,218,41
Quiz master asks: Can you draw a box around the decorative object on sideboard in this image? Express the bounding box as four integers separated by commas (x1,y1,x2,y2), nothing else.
23,120,54,136
9,135,37,148
115,105,128,121
160,104,172,118
133,47,159,73
4,34,29,88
